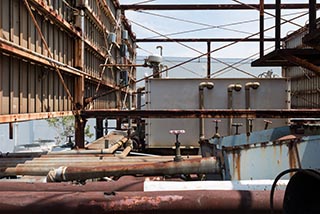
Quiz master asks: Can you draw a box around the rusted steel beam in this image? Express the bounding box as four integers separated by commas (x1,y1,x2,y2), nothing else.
28,0,81,37
0,38,82,76
97,0,117,25
46,157,218,182
136,38,278,42
280,54,320,76
120,4,318,10
0,111,73,124
82,109,320,119
0,39,118,91
0,190,284,214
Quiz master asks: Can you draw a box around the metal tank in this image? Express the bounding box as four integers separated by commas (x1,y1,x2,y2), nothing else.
145,78,291,149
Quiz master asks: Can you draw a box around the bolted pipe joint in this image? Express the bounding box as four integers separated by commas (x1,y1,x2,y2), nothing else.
245,82,260,90
199,82,214,90
227,83,242,92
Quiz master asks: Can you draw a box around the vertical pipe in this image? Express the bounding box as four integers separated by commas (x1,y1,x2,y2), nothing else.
309,0,317,33
245,82,260,136
227,89,233,136
227,84,242,136
199,82,214,142
207,41,211,78
259,0,264,57
275,0,281,50
128,91,132,132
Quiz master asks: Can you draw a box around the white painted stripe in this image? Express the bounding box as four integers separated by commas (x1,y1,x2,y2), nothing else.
144,180,289,192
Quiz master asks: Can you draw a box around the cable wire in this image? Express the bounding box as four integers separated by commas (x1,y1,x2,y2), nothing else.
131,20,257,78
87,10,308,103
137,10,255,37
211,46,275,78
138,10,306,39
232,0,305,29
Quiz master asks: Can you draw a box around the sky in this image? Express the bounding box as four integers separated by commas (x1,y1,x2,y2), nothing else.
120,0,315,59
118,0,318,79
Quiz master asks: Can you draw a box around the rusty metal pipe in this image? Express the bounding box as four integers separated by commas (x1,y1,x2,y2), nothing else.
1,156,204,176
2,155,194,163
227,84,242,135
46,157,219,182
106,137,128,154
0,176,144,192
48,138,127,155
199,82,214,142
0,190,284,214
115,139,133,158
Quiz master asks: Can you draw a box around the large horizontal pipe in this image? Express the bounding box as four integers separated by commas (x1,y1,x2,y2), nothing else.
0,190,284,214
1,156,191,168
0,161,166,170
0,176,144,192
0,157,214,178
46,157,219,182
83,109,320,119
1,155,190,163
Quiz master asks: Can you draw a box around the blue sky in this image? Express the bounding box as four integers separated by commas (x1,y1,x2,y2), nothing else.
120,0,314,59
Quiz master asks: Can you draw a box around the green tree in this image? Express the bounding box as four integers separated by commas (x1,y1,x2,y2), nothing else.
47,116,93,145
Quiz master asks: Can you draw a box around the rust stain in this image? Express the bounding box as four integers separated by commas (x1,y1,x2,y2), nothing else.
232,150,241,180
288,141,297,176
108,195,184,210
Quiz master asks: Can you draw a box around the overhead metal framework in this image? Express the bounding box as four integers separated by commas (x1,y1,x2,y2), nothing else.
120,4,318,11
1,0,320,148
252,0,320,73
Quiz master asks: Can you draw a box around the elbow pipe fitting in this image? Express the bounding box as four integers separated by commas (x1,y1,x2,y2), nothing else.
245,82,260,109
245,82,260,90
199,82,214,90
227,84,242,92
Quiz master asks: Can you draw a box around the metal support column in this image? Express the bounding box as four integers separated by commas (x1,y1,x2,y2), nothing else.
96,118,104,139
75,114,87,148
309,0,317,33
260,0,264,57
275,0,281,50
207,41,211,78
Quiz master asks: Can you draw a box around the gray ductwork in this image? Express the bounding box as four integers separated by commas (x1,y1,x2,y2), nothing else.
199,82,214,142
